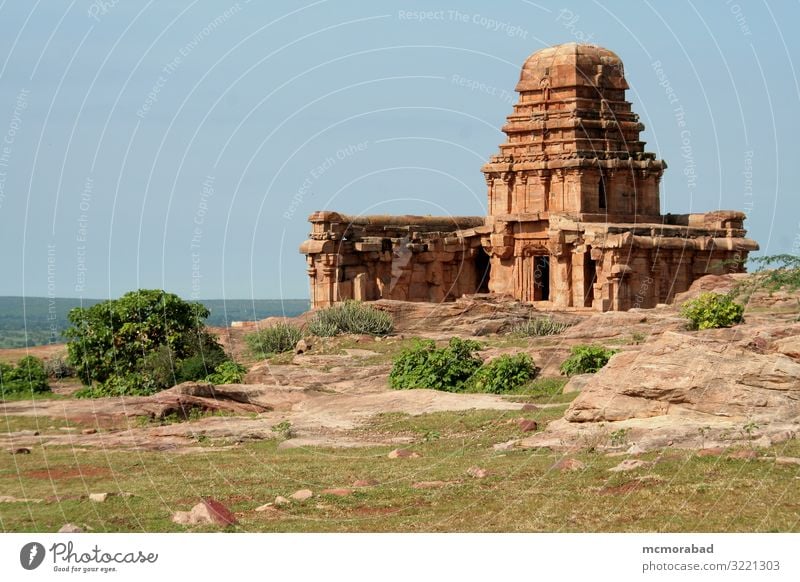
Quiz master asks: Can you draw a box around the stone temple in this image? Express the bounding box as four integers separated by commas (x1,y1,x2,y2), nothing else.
300,43,758,311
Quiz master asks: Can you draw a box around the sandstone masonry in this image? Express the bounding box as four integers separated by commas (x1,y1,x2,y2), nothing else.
300,43,758,311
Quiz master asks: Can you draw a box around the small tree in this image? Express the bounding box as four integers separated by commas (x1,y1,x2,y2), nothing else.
64,289,226,395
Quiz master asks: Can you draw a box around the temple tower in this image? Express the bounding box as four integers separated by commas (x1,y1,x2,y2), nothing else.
482,43,664,220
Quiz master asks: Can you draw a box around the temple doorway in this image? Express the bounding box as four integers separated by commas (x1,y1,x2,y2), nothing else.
533,255,550,301
475,247,491,293
583,250,596,307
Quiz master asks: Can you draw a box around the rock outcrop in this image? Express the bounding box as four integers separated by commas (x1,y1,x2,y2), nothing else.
520,321,800,451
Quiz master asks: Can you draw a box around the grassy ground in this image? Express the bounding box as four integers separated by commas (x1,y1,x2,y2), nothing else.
2,403,798,533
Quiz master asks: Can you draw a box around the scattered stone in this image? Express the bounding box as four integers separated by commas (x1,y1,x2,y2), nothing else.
58,523,83,533
727,449,758,460
290,489,314,501
254,503,282,513
521,403,539,412
625,444,646,456
387,448,420,459
0,495,44,503
493,439,518,451
274,495,291,506
551,458,586,472
9,447,31,455
320,488,353,497
88,493,110,503
696,447,726,457
466,466,488,479
774,457,800,466
352,479,377,488
411,481,449,489
517,419,539,432
81,428,97,435
609,459,650,473
295,339,310,354
171,498,237,526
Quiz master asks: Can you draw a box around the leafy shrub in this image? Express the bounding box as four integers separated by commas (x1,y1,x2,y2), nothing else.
307,301,393,337
745,254,800,293
205,361,247,384
511,317,571,337
245,323,303,357
74,374,158,398
64,289,215,387
0,356,50,397
680,292,744,330
389,338,483,392
559,344,618,376
467,353,537,394
44,356,74,379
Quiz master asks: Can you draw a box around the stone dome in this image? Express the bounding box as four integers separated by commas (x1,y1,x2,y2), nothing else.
516,42,628,92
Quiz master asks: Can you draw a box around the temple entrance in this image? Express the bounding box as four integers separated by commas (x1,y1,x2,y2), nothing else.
533,255,550,301
583,250,596,307
475,247,491,293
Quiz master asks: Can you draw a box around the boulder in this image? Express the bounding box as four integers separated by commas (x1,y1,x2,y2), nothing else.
171,498,237,526
290,489,313,501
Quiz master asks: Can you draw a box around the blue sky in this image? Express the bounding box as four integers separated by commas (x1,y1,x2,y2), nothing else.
0,0,797,300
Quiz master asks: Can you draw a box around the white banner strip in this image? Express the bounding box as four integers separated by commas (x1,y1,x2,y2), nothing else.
2,533,799,581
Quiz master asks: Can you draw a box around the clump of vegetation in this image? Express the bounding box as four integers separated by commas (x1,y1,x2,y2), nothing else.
741,254,800,295
680,292,745,330
389,338,483,392
205,361,248,384
44,356,74,379
271,420,293,439
559,344,618,376
245,323,303,357
65,289,233,397
467,353,537,394
510,317,571,337
0,356,50,397
307,301,393,337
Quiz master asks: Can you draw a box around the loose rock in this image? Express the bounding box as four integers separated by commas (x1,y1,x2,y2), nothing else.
387,448,420,459
58,523,83,533
517,419,538,432
466,466,488,479
172,498,237,526
290,489,313,501
88,493,110,503
609,459,650,472
274,495,291,506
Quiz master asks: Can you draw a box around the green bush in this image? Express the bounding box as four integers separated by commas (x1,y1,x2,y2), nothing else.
559,344,618,376
0,356,50,397
389,338,483,392
510,317,571,337
74,374,158,398
680,292,744,330
206,361,248,384
64,289,216,385
307,301,393,337
245,323,303,357
468,353,537,394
